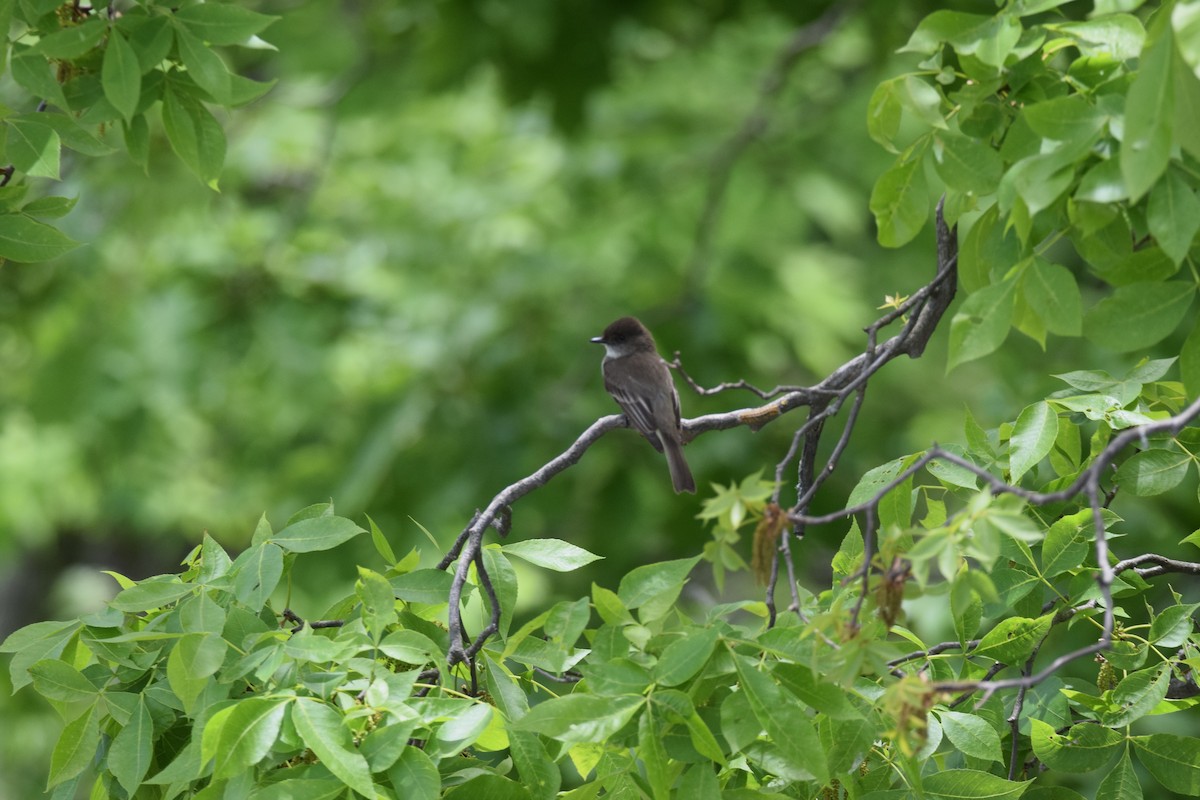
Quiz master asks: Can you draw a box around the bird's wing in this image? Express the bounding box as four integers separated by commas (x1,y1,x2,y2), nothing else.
603,356,680,452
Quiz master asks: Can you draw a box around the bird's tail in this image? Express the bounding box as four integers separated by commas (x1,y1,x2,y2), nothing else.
661,436,696,494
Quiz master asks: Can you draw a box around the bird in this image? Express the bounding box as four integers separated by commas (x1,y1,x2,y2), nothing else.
590,316,696,494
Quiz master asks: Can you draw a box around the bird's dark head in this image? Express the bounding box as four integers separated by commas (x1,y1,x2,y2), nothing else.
590,316,656,356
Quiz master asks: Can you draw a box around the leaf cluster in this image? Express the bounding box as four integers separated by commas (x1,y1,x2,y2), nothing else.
868,0,1200,370
0,0,275,262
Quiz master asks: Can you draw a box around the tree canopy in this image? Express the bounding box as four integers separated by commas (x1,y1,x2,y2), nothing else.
4,0,1200,799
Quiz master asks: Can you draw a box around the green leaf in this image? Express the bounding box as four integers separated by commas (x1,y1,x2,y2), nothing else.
617,556,700,609
146,738,202,785
2,620,79,691
174,26,231,105
174,632,227,681
291,699,376,798
938,710,1002,762
1042,511,1090,577
1083,282,1195,352
870,144,929,248
47,703,99,788
544,596,589,647
1149,603,1200,647
948,278,1016,370
897,75,948,130
867,79,902,152
11,47,69,109
963,406,993,459
513,693,643,745
180,591,226,633
28,659,97,704
973,614,1053,663
388,747,440,800
1132,733,1200,794
1148,168,1200,264
161,83,226,190
198,533,233,583
1178,2,1200,70
582,658,651,695
847,455,911,506
389,569,453,604
108,696,153,794
902,11,1022,67
1031,719,1123,773
1009,401,1058,484
367,515,397,565
111,578,193,612
932,132,1003,195
924,769,1031,799
684,707,727,764
360,720,416,774
502,538,604,571
245,777,345,800
902,11,992,55
434,703,493,752
6,118,60,179
483,654,530,721
1048,16,1146,59
1052,368,1140,403
121,14,175,72
507,730,559,800
1097,749,1142,800
654,628,719,687
167,632,226,712
0,212,74,260
733,655,828,784
1104,665,1171,727
378,629,441,665
33,18,106,58
229,72,277,107
481,548,518,638
205,698,285,778
33,113,114,157
679,764,722,800
357,566,397,641
101,31,141,124
960,204,1023,293
877,465,914,530
927,444,981,490
442,775,528,800
1076,158,1128,204
1115,449,1191,496
1011,0,1075,16
1184,323,1200,400
1021,259,1082,337
1122,29,1175,201
175,3,278,45
271,515,365,553
1001,150,1078,216
284,627,359,663
639,707,671,800
232,542,284,610
1023,95,1105,142
1176,39,1200,161
1127,357,1176,383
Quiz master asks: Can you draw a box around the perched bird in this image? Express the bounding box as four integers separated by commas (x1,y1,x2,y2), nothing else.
590,316,696,494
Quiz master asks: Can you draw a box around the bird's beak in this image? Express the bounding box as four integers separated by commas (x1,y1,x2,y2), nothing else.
589,336,604,344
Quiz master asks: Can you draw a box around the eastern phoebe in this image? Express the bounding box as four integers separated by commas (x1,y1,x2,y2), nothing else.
591,316,696,494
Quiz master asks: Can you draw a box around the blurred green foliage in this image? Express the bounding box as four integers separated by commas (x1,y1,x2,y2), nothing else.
6,0,1196,794
0,0,958,599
